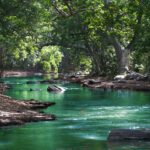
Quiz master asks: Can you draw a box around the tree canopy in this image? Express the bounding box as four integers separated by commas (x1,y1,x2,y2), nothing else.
0,0,150,75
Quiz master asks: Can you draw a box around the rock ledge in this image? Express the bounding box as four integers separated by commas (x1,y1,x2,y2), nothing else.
0,84,55,127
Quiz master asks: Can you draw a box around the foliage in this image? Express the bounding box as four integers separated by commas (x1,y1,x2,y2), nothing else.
0,0,150,75
48,0,150,74
39,46,63,73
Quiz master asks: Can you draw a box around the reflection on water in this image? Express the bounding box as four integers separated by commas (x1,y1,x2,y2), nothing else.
0,76,150,150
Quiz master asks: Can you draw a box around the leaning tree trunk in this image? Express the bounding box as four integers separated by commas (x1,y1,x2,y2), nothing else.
109,36,129,74
104,0,129,74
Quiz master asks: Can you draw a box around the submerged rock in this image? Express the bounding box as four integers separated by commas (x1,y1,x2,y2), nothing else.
108,129,150,141
108,141,150,150
29,88,41,91
26,81,39,84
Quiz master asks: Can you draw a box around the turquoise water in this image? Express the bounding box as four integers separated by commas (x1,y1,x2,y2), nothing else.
0,76,150,150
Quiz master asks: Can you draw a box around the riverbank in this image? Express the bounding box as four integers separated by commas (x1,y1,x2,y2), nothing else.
64,76,150,91
0,84,55,127
1,70,150,91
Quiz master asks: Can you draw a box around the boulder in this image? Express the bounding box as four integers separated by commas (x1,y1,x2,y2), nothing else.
108,129,150,141
47,85,64,92
125,72,147,80
114,72,149,81
88,79,101,84
114,74,126,80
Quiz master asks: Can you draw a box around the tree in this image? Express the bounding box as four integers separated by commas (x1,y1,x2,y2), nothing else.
50,0,147,75
103,0,144,74
0,0,149,76
39,46,63,73
0,0,55,74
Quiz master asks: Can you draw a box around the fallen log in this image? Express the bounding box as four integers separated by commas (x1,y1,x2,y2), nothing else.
108,129,150,141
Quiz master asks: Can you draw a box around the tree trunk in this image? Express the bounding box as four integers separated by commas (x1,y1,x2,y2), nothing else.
109,36,129,74
104,0,129,74
85,40,102,75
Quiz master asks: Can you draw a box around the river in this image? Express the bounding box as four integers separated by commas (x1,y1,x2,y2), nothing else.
0,76,150,150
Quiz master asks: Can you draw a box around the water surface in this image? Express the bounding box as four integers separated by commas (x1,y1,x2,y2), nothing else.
0,76,150,150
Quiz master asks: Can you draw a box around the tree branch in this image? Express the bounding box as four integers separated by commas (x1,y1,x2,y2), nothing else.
51,0,68,17
126,1,144,50
63,0,74,15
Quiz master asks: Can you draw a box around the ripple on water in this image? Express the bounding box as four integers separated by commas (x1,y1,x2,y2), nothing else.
59,125,83,129
73,133,106,141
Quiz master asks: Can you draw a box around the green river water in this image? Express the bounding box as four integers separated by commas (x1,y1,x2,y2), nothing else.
0,76,150,150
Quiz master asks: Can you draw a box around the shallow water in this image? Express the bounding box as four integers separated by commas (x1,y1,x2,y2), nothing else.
0,76,150,150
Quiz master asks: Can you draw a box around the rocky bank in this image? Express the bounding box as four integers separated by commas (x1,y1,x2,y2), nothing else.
65,76,150,91
0,84,55,127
